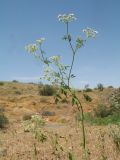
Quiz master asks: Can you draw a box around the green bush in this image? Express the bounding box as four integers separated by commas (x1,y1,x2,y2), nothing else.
109,88,120,114
85,88,93,92
12,80,19,83
39,84,55,96
0,82,4,86
94,104,112,118
108,86,114,89
97,83,104,91
83,94,92,102
0,114,9,129
84,112,120,125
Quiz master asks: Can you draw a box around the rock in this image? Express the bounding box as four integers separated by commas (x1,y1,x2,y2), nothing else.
42,111,56,116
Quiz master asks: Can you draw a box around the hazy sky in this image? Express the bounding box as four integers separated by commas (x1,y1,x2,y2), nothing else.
0,0,120,88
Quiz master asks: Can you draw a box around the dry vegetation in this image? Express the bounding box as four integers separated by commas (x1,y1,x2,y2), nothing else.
0,82,120,160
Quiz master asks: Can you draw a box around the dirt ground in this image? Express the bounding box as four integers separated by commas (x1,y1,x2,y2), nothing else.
0,82,119,160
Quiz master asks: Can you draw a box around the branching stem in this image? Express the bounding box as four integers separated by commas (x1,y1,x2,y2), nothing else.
66,22,86,153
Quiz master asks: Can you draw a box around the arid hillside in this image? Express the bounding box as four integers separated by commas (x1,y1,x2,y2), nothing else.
0,82,120,160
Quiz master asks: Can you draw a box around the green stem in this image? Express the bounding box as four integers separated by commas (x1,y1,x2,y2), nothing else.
66,22,86,154
66,23,76,87
77,99,86,150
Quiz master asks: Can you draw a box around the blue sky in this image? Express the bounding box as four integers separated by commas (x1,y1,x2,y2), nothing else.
0,0,120,88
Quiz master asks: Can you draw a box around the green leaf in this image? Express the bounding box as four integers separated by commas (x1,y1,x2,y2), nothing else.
72,94,79,106
76,37,84,50
60,85,68,97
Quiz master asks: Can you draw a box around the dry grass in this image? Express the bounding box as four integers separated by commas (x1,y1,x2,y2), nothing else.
0,82,119,159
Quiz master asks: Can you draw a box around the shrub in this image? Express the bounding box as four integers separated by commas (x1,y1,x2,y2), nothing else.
94,104,112,118
83,94,92,102
109,88,120,114
85,88,93,92
84,112,120,125
39,84,55,96
108,86,114,89
0,82,4,86
0,114,9,129
12,80,18,83
97,83,104,91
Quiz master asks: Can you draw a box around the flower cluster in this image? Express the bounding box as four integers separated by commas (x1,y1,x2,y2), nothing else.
25,44,38,53
23,115,45,132
58,13,76,23
83,27,98,38
50,56,60,63
36,38,45,45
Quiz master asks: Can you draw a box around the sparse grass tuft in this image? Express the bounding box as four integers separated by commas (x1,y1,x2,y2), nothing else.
39,84,55,96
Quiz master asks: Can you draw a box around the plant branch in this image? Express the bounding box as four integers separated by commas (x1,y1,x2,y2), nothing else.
66,22,76,87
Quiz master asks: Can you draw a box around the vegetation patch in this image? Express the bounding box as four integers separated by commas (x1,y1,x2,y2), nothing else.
0,82,4,86
39,85,56,96
0,114,9,129
97,83,104,91
84,112,120,125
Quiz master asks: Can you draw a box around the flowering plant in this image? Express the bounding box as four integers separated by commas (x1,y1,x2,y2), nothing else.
25,13,98,158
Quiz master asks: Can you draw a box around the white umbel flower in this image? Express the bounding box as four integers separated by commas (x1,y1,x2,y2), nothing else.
58,13,77,23
36,38,45,45
25,44,38,53
83,28,98,38
50,56,60,62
